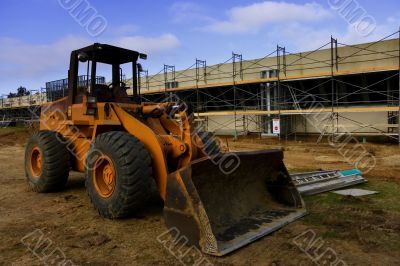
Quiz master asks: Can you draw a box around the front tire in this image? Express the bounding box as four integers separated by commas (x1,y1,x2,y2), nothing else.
24,131,70,192
86,131,152,218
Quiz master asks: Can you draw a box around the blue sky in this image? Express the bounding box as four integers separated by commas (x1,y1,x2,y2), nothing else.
0,0,399,94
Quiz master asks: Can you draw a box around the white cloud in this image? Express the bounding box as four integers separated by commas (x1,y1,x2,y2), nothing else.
109,24,140,36
278,15,400,52
0,33,180,92
205,1,332,33
170,2,213,23
339,16,400,45
0,35,90,81
276,24,333,52
114,34,180,54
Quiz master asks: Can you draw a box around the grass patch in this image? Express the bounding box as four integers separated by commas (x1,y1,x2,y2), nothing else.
321,230,339,239
361,181,400,212
0,127,27,136
304,180,400,214
301,179,400,252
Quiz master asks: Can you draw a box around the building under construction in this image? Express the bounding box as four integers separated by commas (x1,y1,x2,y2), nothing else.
133,31,400,142
1,31,399,142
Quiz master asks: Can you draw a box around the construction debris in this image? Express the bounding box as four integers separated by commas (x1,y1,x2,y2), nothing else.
291,169,366,195
332,188,378,197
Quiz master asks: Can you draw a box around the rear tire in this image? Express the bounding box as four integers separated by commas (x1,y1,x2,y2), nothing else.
24,131,70,192
86,131,152,218
198,131,221,156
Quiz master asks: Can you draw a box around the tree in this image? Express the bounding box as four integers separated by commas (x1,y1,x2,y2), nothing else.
8,92,16,98
17,86,30,96
7,86,30,98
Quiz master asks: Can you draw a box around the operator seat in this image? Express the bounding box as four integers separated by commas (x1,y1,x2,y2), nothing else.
93,83,130,103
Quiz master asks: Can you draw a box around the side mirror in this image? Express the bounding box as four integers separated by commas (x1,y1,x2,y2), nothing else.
78,52,88,62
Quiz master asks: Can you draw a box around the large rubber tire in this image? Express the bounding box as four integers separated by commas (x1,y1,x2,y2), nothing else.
198,131,221,156
85,131,152,218
24,131,70,192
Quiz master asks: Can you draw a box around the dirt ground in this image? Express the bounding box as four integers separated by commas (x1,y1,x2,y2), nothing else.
0,129,399,265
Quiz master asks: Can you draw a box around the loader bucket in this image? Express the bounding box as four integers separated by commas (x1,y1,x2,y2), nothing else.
164,149,306,256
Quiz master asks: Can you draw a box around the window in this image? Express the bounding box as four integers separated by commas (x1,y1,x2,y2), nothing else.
165,81,179,89
260,69,279,79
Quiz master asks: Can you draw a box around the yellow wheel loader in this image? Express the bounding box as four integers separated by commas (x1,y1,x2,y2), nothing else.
24,43,306,256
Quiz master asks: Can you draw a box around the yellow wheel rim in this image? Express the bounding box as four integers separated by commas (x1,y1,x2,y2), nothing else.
30,147,42,178
93,156,116,198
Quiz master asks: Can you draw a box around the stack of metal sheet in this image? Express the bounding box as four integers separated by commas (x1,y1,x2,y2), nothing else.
291,169,366,195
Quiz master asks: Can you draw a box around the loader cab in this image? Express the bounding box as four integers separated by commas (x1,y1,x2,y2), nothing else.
67,43,147,106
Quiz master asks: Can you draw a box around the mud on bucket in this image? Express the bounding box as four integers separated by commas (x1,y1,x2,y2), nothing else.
164,149,307,256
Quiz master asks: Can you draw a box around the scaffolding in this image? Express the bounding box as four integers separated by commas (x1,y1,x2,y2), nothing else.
138,30,400,143
0,89,45,126
0,75,106,125
45,75,106,101
1,31,399,144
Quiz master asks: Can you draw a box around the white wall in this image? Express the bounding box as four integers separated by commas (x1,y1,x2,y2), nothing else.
294,111,390,134
203,111,393,135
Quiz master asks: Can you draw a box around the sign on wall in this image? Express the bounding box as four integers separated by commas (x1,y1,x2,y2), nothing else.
272,118,280,134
